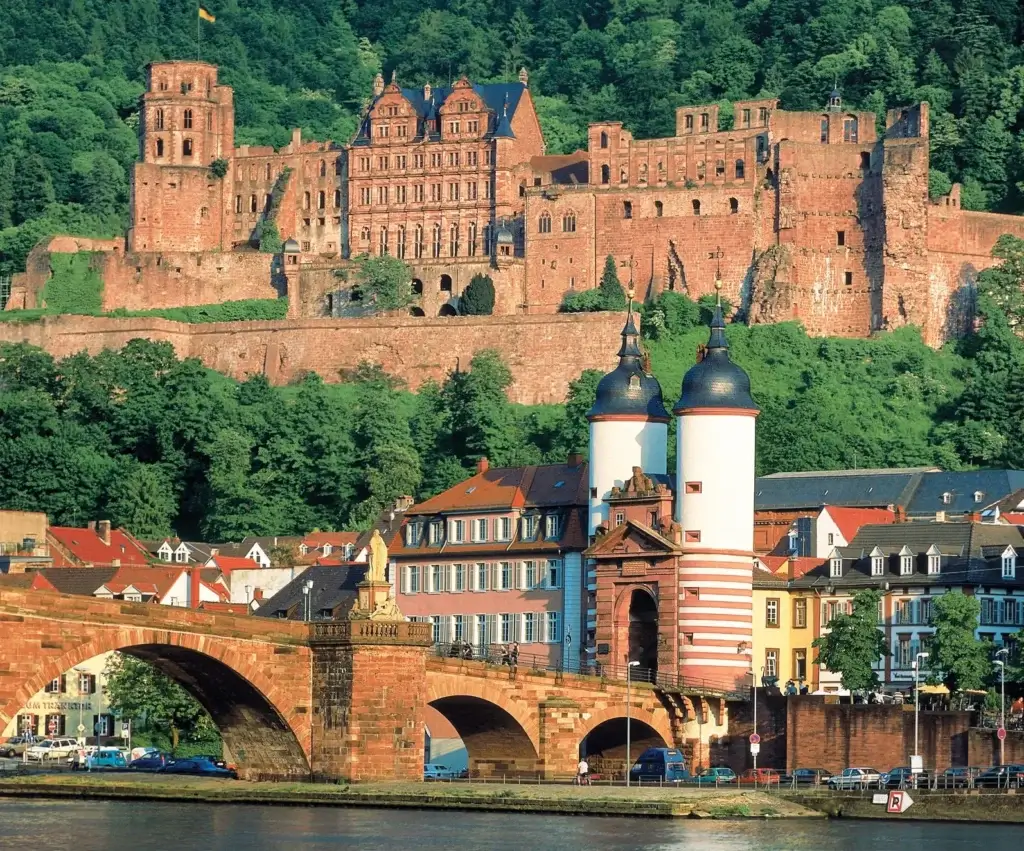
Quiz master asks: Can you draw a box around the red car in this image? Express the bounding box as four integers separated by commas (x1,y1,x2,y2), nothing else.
738,768,781,784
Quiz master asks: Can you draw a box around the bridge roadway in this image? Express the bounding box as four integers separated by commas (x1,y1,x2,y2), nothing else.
0,588,736,781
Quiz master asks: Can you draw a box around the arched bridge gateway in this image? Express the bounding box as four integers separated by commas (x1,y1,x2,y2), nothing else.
0,588,738,781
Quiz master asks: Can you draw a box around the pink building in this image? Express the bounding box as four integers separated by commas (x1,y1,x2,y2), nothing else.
393,457,588,667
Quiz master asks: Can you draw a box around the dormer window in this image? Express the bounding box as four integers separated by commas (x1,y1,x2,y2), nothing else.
830,555,842,578
545,514,563,540
522,515,539,540
343,544,354,560
429,521,444,546
870,547,884,577
1002,546,1016,579
941,492,951,505
299,544,309,556
405,522,422,547
322,544,332,557
974,491,984,504
899,545,913,576
926,544,941,575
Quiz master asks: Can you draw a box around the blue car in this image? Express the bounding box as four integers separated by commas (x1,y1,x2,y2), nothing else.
128,752,169,771
156,756,237,779
629,748,690,782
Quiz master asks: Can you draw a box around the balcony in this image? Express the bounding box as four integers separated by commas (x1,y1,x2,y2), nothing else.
0,541,49,557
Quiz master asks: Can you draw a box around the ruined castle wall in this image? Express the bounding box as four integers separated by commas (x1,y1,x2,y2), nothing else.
130,163,227,253
0,313,621,405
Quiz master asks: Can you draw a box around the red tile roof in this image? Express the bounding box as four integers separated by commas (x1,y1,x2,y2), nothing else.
758,555,825,579
94,566,185,601
409,462,587,515
301,532,359,548
1001,513,1024,524
48,526,150,567
824,506,897,543
206,555,259,573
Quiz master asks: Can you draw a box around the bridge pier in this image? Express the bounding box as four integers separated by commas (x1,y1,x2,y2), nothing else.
538,698,584,778
309,619,432,782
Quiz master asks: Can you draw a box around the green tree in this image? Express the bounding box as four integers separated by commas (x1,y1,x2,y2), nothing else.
557,369,603,456
103,653,216,752
258,221,283,254
11,154,55,226
352,254,415,311
105,459,177,539
444,349,525,467
459,273,495,315
930,591,992,692
598,255,628,309
812,590,890,701
976,234,1024,328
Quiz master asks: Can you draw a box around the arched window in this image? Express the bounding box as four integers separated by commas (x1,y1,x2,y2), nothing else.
654,200,663,217
183,109,193,129
735,159,745,180
319,160,327,177
562,211,576,233
155,138,164,157
600,131,608,149
619,167,627,184
638,163,648,184
715,159,725,178
266,163,272,180
696,161,705,180
432,223,442,258
360,227,370,243
250,195,258,213
397,226,406,259
317,190,325,209
334,190,341,208
601,164,610,185
249,166,257,181
843,115,859,143
154,108,164,130
379,226,389,255
414,225,424,258
519,181,526,197
468,222,477,256
303,192,311,210
623,201,632,219
182,138,193,157
538,211,552,233
729,198,739,214
449,224,459,257
820,117,829,144
235,195,242,213
692,199,701,216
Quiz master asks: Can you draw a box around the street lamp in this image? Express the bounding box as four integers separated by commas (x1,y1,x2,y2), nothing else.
913,651,929,775
302,579,314,621
995,647,1009,766
625,660,640,787
73,666,88,747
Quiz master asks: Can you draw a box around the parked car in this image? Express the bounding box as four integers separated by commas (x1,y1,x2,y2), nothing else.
690,767,737,785
73,747,126,771
423,763,456,780
26,738,79,762
68,745,97,769
738,768,781,785
879,767,924,789
975,765,1024,789
938,766,981,789
629,748,690,783
827,767,881,790
780,768,832,787
156,757,237,779
0,736,37,758
128,752,169,771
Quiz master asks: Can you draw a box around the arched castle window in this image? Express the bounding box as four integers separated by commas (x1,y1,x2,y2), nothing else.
379,226,389,255
519,181,526,197
317,191,325,209
249,166,257,181
266,163,272,180
432,224,442,258
397,226,406,259
182,139,193,157
729,198,739,214
820,117,829,143
334,190,341,208
538,211,552,233
600,131,608,149
183,109,193,129
843,115,859,143
449,224,459,257
562,211,576,233
158,77,168,92
623,201,632,219
601,164,610,184
468,221,477,256
715,159,725,178
692,199,701,216
250,195,258,213
735,159,745,179
319,160,327,177
303,192,311,210
155,138,164,157
619,167,627,184
638,163,648,184
360,227,370,243
655,200,663,217
414,225,424,258
154,108,164,130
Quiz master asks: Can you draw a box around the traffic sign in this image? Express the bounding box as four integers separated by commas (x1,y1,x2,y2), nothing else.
886,791,914,814
76,724,85,734
749,733,761,745
750,743,760,756
997,727,1007,741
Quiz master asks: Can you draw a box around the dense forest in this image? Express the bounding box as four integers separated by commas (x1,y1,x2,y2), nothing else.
1,0,1023,275
0,237,1020,540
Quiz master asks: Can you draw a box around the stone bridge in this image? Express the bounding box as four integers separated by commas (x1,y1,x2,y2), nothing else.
0,589,733,781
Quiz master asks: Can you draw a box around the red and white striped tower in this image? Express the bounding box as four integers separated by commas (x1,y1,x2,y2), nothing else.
673,294,758,689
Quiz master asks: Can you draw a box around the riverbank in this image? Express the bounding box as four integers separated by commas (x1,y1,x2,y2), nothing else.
0,774,821,819
788,791,1024,823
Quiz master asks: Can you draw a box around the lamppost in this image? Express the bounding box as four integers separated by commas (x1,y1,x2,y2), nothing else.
73,666,88,747
752,666,764,772
625,660,640,786
913,651,929,774
995,647,1009,766
302,579,314,621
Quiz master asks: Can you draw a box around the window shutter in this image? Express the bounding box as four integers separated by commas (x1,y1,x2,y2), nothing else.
400,567,408,594
59,675,66,694
491,562,501,591
485,614,497,647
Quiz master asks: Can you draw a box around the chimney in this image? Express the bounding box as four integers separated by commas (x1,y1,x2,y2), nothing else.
210,547,219,557
476,457,490,474
935,511,946,523
87,521,97,533
111,559,120,568
98,520,111,546
423,82,432,101
189,567,202,609
567,452,583,467
519,67,529,87
254,588,264,602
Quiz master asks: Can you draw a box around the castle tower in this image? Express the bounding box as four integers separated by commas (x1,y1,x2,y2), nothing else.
587,309,669,535
673,296,758,687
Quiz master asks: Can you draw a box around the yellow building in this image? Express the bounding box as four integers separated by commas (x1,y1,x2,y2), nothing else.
751,560,812,690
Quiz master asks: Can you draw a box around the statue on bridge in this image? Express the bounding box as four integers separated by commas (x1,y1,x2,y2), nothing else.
350,528,404,622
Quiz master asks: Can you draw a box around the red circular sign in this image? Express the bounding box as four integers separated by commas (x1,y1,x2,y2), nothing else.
47,720,57,734
749,733,761,744
997,727,1007,741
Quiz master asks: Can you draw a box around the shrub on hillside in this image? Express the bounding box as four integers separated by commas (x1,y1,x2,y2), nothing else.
459,274,495,315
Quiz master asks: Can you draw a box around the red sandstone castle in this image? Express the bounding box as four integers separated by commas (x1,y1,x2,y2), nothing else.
11,60,1024,344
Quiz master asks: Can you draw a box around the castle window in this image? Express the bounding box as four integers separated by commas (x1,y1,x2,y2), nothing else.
206,112,212,130
158,77,168,91
377,124,389,138
844,271,853,286
303,192,311,210
742,108,751,127
319,160,326,177
700,112,708,131
182,139,193,157
414,225,423,258
735,159,745,179
562,212,576,233
431,224,442,258
655,200,663,217
696,161,705,180
727,197,738,214
468,222,478,256
183,109,193,129
155,138,164,157
843,117,858,143
334,190,341,208
685,530,701,543
266,163,272,180
684,114,693,132
638,163,648,184
379,226,388,255
685,481,702,494
154,108,164,130
359,227,370,243
759,107,768,124
860,151,871,169
317,191,325,209
538,212,552,233
692,199,701,216
600,131,608,149
235,195,242,213
519,181,526,197
837,230,846,246
249,195,258,213
449,224,458,257
623,201,632,219
715,159,725,178
820,117,829,143
601,164,610,184
200,206,208,219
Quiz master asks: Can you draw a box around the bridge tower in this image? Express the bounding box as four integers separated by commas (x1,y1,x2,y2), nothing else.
673,294,758,688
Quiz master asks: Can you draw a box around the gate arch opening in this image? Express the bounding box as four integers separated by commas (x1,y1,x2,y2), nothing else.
429,695,540,777
438,304,458,317
628,589,659,677
579,717,667,778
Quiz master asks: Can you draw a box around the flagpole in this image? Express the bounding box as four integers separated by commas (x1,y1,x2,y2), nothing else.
197,9,201,60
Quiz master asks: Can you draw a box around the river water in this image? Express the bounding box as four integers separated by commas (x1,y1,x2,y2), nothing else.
0,800,1015,850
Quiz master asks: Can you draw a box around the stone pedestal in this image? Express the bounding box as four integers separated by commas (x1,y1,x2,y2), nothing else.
309,618,431,782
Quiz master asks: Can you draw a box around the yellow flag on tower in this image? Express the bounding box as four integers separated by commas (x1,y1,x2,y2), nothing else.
198,6,216,22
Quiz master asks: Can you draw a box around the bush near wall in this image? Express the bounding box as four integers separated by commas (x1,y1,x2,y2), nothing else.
40,253,105,314
109,299,289,323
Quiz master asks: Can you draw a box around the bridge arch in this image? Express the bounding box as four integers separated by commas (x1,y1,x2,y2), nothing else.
2,627,310,781
426,672,540,777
